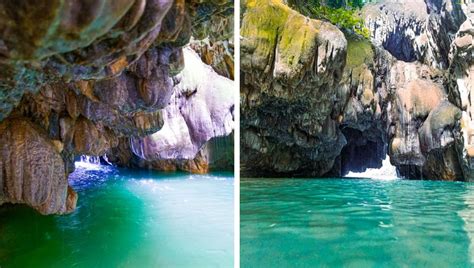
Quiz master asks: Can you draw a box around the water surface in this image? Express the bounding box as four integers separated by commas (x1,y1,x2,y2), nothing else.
241,178,474,267
0,165,233,267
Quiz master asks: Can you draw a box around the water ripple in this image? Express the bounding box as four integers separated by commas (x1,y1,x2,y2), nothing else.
0,168,234,267
241,178,474,267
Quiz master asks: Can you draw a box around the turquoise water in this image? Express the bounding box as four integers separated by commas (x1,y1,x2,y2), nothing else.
0,165,234,267
241,178,474,267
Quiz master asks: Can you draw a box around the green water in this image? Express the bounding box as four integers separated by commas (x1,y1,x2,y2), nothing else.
0,166,234,267
241,178,474,267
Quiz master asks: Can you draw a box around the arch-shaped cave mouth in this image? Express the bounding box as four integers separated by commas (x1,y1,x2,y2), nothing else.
74,155,112,170
339,127,388,177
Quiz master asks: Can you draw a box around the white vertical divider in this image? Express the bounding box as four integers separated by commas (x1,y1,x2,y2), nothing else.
234,0,241,266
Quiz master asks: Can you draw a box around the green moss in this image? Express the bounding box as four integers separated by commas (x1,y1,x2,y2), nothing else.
278,13,319,69
241,0,346,80
346,37,374,69
241,0,290,70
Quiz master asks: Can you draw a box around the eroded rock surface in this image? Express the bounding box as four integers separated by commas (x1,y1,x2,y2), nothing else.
0,118,76,214
241,0,347,176
448,12,474,181
108,133,234,173
0,0,234,214
240,0,473,180
363,0,465,68
131,47,234,161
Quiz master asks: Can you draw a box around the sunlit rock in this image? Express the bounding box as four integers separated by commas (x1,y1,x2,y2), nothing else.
240,0,347,177
131,47,234,160
363,0,466,68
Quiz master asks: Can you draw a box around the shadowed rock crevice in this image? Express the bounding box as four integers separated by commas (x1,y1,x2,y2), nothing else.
338,127,387,176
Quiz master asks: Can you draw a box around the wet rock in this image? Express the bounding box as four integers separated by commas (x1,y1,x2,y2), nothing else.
0,118,76,215
108,133,234,173
0,0,235,214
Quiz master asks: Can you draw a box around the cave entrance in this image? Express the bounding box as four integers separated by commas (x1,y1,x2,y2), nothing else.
74,154,111,170
339,127,389,176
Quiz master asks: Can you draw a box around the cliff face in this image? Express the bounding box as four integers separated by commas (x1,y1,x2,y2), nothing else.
241,0,347,176
363,0,465,68
0,0,234,214
240,0,473,180
448,13,474,180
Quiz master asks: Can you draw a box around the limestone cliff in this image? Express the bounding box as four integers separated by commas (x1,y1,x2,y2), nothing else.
240,0,472,181
241,0,347,176
0,0,234,214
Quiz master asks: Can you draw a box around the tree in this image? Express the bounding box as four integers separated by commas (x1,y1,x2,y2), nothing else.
287,0,369,39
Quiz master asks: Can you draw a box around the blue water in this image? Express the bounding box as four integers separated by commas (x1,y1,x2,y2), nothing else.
241,178,474,267
0,165,234,267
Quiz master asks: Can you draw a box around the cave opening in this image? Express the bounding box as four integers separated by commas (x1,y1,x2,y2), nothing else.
338,127,392,177
74,154,112,171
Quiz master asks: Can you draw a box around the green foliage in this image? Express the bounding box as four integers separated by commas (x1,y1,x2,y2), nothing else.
287,0,370,39
287,0,365,9
314,6,370,38
328,0,364,8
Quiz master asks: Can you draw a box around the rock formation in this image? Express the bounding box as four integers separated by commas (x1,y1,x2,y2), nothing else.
241,0,347,177
448,9,474,181
0,0,234,214
240,0,473,181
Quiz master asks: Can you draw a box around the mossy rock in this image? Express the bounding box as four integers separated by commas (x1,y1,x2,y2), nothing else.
241,0,291,72
346,37,374,69
241,0,346,87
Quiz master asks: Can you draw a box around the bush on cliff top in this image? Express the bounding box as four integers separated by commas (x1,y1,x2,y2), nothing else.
287,0,370,39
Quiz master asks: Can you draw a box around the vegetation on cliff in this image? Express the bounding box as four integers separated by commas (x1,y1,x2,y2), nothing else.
287,0,370,38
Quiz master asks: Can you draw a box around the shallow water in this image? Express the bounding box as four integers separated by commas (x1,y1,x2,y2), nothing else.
0,165,234,267
241,178,474,267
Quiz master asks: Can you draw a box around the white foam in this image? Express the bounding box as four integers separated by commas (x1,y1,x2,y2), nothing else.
345,156,399,180
75,155,103,170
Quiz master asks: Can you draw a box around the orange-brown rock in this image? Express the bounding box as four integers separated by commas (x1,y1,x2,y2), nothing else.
0,0,234,214
0,118,76,214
